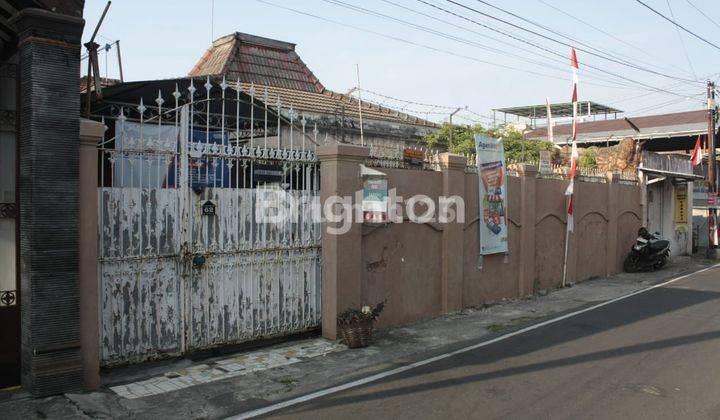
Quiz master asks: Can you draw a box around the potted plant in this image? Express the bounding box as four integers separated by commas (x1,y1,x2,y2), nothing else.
337,301,385,348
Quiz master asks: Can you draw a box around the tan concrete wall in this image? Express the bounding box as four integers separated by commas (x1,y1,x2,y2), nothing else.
319,150,643,333
78,118,104,389
361,169,444,328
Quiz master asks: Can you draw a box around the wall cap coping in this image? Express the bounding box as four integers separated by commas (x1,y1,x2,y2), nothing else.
316,144,370,161
517,163,539,177
438,153,467,170
10,8,85,41
606,172,621,183
79,118,105,146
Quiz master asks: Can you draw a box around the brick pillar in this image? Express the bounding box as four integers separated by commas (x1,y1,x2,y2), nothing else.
79,119,103,389
438,153,465,311
606,172,620,275
317,144,369,340
517,164,537,296
12,8,85,396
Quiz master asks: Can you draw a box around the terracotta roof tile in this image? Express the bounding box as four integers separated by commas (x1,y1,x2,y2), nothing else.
236,82,437,128
190,32,436,128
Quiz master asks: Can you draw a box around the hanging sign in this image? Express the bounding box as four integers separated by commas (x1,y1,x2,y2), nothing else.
674,184,688,224
362,178,388,223
403,148,425,167
539,150,552,175
708,192,718,209
475,135,508,255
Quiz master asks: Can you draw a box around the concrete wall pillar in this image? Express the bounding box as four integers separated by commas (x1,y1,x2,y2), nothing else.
517,164,537,296
317,144,369,340
438,153,465,311
606,173,620,274
79,119,103,390
12,8,85,396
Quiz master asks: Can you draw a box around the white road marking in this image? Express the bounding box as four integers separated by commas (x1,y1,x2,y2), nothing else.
228,263,720,419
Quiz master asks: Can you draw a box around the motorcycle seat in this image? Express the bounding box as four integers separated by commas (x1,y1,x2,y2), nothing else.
649,240,669,252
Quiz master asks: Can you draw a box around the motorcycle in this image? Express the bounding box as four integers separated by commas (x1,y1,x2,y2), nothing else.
623,227,670,273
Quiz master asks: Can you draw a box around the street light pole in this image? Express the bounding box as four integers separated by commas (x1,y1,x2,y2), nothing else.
448,107,464,149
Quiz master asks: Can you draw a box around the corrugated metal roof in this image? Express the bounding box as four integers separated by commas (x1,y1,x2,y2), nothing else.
525,110,708,143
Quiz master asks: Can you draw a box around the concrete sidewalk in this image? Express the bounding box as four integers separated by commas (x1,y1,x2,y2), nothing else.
1,256,715,420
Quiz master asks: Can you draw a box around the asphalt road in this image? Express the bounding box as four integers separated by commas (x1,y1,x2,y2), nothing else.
269,265,720,419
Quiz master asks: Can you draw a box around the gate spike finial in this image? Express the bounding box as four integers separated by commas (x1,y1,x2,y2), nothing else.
137,97,146,115
155,89,164,107
204,75,212,93
188,79,196,96
220,75,228,91
172,83,181,101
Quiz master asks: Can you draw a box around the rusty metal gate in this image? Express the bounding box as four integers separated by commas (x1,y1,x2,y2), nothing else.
97,79,322,365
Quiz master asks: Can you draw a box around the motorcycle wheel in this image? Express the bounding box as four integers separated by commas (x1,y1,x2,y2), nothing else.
654,256,667,270
624,254,640,273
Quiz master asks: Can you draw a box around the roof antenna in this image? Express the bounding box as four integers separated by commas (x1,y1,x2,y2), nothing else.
84,1,112,118
210,0,215,44
356,64,365,147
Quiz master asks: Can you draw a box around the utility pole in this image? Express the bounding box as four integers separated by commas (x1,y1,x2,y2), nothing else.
707,80,718,259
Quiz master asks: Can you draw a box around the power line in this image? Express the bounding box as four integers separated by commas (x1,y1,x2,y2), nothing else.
535,0,695,78
633,0,720,51
322,0,638,90
683,0,720,31
665,0,698,80
255,0,615,85
376,0,648,90
417,0,706,100
448,0,702,84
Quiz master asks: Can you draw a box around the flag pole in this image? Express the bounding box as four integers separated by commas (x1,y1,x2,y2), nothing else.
562,220,571,287
562,48,580,288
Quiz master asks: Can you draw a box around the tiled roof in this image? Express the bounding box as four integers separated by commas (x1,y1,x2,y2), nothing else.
189,32,325,93
525,110,708,143
236,82,438,128
189,32,437,128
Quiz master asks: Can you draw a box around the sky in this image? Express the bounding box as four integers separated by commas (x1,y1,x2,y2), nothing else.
81,0,720,125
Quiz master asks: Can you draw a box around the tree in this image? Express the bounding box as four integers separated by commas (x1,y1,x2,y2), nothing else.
423,123,555,161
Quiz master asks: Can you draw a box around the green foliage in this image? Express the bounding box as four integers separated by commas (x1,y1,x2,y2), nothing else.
423,123,555,161
579,148,597,168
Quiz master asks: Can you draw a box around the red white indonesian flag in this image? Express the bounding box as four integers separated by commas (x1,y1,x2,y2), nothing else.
691,136,703,167
570,48,579,141
565,141,579,232
566,48,580,233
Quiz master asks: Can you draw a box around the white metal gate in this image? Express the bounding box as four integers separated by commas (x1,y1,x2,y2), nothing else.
98,79,322,365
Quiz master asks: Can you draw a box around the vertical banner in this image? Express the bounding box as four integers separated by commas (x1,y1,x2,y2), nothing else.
475,135,508,255
674,183,688,224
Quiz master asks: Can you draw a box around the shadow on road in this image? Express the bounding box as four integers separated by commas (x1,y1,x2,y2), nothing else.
289,283,720,413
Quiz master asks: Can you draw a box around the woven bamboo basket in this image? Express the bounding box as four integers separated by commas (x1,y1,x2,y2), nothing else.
338,318,374,348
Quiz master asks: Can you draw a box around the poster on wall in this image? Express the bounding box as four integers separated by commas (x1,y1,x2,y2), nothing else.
362,178,388,223
475,135,508,255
